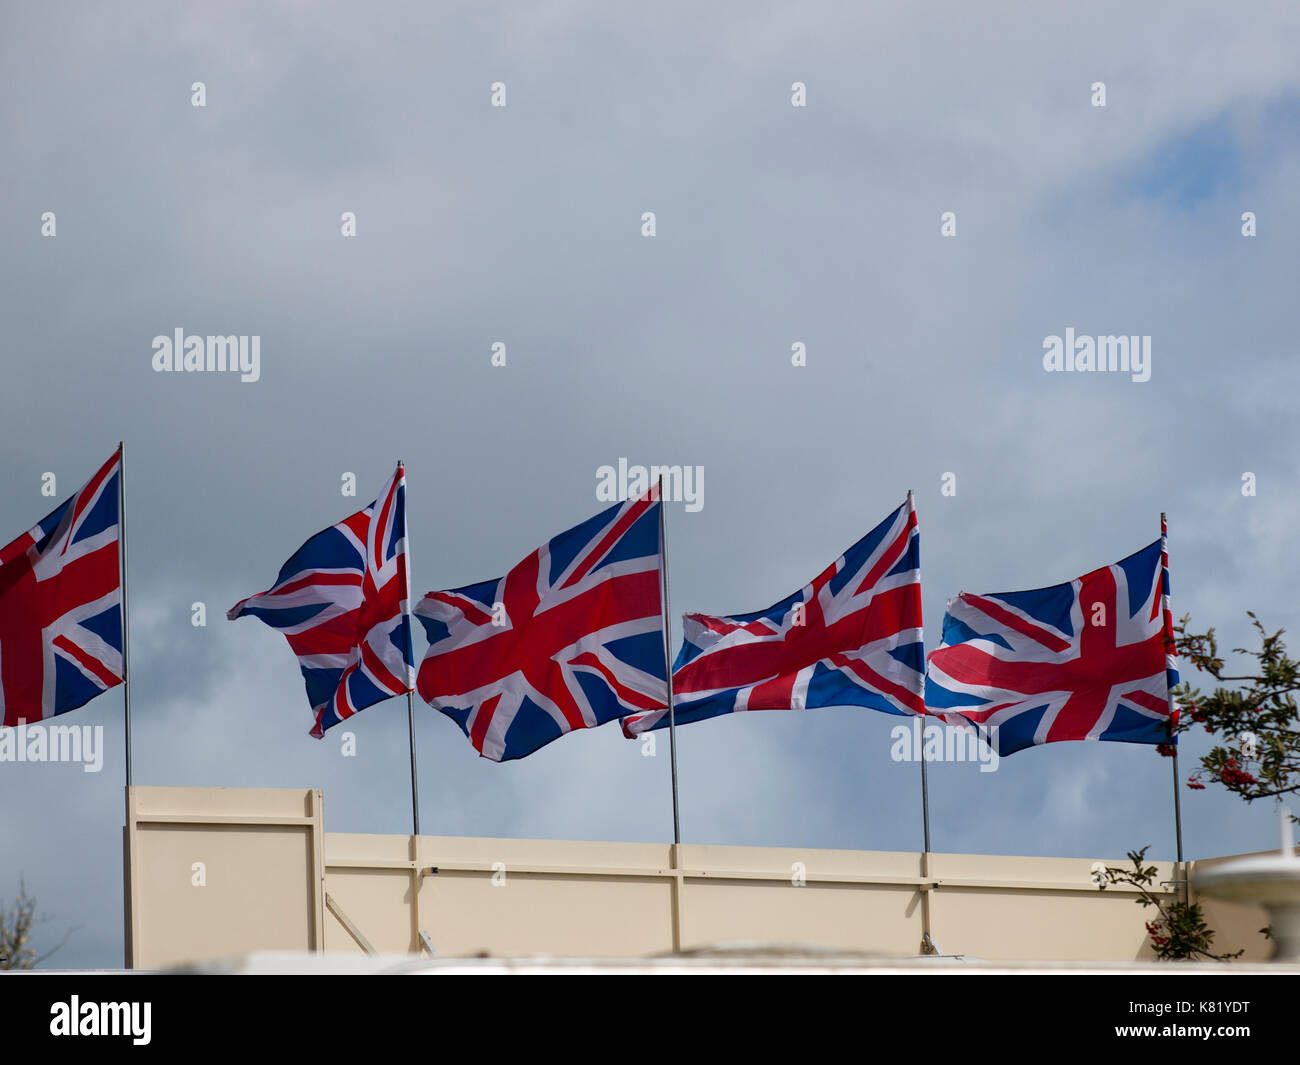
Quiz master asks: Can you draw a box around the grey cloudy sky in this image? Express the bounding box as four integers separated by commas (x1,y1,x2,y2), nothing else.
2,1,1298,967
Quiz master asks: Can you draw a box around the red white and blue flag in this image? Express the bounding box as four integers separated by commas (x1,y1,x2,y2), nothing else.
923,527,1179,756
623,495,925,736
414,489,668,762
0,449,124,726
229,465,414,737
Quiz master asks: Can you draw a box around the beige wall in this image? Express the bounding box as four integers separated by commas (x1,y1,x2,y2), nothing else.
124,785,1273,968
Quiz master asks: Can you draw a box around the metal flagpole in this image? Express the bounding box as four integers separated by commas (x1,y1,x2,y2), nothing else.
1171,747,1184,859
919,743,936,954
920,745,932,853
407,691,421,837
658,478,681,846
118,442,134,968
911,488,936,953
119,442,132,791
400,461,421,838
1162,512,1185,893
911,491,930,857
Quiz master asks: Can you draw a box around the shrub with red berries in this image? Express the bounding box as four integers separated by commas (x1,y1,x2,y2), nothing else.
1116,613,1294,960
1172,613,1299,807
1098,848,1242,962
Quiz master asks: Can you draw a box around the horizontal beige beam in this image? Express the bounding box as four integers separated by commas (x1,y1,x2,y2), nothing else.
324,857,1161,895
932,876,1165,895
136,813,318,827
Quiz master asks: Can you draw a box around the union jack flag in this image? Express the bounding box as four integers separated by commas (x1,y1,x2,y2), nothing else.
0,449,123,726
622,495,925,736
414,489,667,762
229,465,414,737
923,527,1179,756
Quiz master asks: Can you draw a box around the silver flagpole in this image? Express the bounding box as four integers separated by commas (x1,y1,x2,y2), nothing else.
658,478,681,846
1162,511,1184,877
913,488,935,953
400,461,420,838
407,691,421,837
920,741,931,853
1171,748,1184,861
911,490,930,856
919,741,934,954
119,442,132,790
119,442,134,969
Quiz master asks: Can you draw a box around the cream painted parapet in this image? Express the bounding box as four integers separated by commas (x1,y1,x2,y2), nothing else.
324,838,1171,961
124,786,1270,969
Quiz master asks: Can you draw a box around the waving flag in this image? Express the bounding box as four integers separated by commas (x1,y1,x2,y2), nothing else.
623,495,925,736
415,490,667,762
229,465,414,737
924,529,1178,756
0,449,124,726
